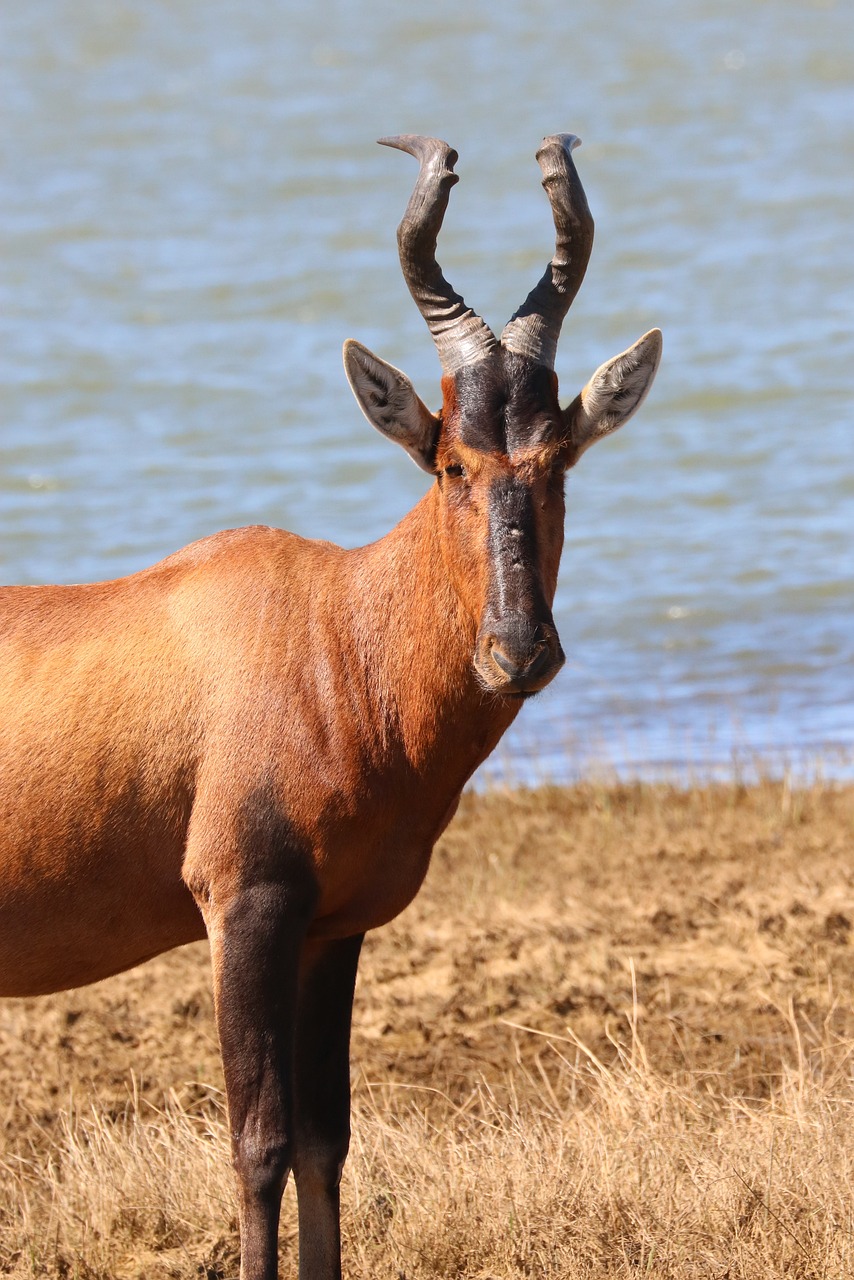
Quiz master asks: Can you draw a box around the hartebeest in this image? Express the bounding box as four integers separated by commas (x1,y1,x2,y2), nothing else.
0,135,660,1278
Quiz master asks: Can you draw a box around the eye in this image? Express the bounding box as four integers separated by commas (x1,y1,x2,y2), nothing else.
445,463,466,479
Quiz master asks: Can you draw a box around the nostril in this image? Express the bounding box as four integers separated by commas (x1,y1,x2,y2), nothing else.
490,643,550,682
490,645,523,680
525,645,550,679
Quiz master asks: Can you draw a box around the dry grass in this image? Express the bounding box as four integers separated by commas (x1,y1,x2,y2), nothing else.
2,779,854,1277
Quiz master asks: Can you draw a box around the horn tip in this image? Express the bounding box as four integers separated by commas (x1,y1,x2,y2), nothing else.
538,133,582,159
378,135,459,168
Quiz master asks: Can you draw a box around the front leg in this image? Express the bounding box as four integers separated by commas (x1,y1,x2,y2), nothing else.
293,934,364,1280
204,876,317,1280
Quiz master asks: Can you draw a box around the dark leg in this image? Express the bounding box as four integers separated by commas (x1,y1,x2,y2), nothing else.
206,880,316,1280
293,934,364,1280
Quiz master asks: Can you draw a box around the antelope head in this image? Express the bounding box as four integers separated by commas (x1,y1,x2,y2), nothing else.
344,135,662,699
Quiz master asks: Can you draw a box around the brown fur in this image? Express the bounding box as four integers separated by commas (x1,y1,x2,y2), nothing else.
0,362,563,1278
0,492,527,995
1,189,660,1280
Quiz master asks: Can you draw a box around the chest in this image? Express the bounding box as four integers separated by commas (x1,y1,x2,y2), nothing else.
304,781,464,938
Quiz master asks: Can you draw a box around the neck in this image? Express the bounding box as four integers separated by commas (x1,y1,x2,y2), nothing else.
346,486,520,786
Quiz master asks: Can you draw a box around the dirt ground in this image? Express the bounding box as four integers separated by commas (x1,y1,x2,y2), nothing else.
2,779,853,1277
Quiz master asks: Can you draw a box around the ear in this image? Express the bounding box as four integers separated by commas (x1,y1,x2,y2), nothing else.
563,328,662,462
343,340,441,474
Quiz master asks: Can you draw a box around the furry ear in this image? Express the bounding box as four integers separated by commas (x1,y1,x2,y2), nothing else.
343,340,441,473
563,329,662,461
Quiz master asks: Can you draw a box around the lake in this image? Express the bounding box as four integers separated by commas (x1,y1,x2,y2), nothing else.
1,0,852,782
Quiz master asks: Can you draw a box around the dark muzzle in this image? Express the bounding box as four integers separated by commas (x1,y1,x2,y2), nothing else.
475,617,565,696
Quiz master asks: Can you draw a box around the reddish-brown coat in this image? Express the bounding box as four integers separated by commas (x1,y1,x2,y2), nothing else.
0,480,524,997
1,132,662,1280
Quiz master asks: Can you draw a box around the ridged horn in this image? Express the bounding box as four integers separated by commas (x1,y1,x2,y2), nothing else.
378,135,497,376
500,134,594,370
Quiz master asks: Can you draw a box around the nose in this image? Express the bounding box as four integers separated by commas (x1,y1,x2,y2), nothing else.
476,622,565,695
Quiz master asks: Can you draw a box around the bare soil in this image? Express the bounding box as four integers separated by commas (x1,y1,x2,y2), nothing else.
2,779,853,1277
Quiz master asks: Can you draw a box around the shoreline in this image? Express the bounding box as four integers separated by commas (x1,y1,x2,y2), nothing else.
477,742,854,790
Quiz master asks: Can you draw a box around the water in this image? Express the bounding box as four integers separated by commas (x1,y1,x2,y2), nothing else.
1,0,853,782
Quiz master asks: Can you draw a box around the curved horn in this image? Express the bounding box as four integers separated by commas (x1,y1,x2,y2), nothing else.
500,134,594,370
378,135,497,376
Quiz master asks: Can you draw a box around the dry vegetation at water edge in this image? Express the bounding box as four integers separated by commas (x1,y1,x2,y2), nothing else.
1,779,854,1278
